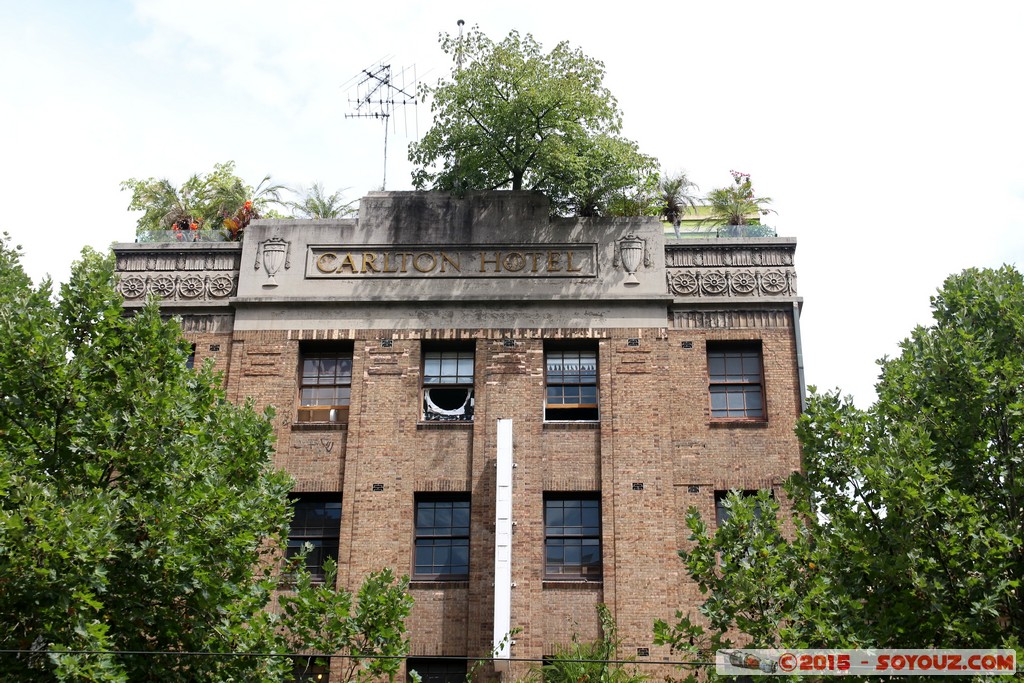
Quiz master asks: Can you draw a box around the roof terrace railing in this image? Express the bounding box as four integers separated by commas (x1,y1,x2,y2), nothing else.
134,230,233,243
665,224,777,239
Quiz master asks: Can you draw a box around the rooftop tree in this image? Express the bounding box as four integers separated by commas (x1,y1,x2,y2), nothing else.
409,27,658,216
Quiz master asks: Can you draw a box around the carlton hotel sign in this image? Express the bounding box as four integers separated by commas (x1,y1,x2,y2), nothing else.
306,244,597,279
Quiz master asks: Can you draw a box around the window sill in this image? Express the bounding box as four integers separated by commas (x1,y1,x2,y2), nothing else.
409,580,470,589
542,579,603,589
709,419,768,429
416,421,473,430
542,421,600,430
291,422,348,431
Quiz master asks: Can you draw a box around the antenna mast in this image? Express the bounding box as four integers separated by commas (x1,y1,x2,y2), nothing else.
344,61,418,190
456,19,465,71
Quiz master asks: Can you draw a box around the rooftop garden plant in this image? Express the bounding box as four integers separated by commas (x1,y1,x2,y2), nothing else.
703,170,775,235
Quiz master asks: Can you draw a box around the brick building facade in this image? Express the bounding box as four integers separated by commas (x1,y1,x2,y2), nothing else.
114,191,805,682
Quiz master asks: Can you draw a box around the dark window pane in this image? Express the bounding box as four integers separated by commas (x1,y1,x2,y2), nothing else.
423,349,474,420
715,490,767,527
746,389,763,415
546,504,563,528
708,344,763,419
299,349,352,419
288,497,341,581
544,496,601,579
452,503,470,528
545,346,599,420
414,496,470,579
424,350,474,384
727,390,746,410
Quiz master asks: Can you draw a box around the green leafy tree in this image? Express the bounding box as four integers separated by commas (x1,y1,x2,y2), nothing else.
409,27,658,216
540,605,646,683
0,236,413,682
568,136,660,218
280,563,413,683
703,170,774,229
121,161,286,240
655,266,1024,672
287,183,358,219
0,235,290,680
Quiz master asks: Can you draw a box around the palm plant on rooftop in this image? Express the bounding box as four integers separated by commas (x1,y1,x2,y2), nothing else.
658,171,700,237
121,176,202,233
287,182,358,219
704,170,774,230
122,161,287,241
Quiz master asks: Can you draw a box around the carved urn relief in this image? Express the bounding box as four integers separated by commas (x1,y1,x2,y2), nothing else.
614,233,650,286
255,238,291,288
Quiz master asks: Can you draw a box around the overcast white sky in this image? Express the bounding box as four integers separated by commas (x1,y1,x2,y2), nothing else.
2,1,1022,407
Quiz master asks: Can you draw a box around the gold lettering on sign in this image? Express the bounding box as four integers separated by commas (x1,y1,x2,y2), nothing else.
503,252,526,272
311,245,594,278
361,252,380,273
316,252,338,272
413,252,437,273
440,253,461,273
338,253,358,273
530,252,543,272
480,251,501,273
567,251,582,272
547,251,562,272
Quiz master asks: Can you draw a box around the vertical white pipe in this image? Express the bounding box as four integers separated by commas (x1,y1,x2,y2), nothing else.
493,419,513,673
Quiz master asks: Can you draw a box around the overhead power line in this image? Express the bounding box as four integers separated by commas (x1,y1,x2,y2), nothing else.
0,649,714,667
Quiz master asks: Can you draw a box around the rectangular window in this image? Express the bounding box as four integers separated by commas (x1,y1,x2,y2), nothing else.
407,659,467,683
544,494,602,580
708,342,764,419
422,344,474,421
414,495,470,580
186,343,196,370
298,344,353,423
714,489,766,527
286,496,342,582
545,344,599,421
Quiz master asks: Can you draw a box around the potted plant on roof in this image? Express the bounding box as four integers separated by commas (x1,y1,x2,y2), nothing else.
658,171,701,239
122,161,287,243
703,170,776,237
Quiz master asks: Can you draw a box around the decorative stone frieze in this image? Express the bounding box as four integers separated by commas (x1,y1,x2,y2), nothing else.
665,244,794,268
116,272,239,301
114,244,241,305
115,251,240,272
665,240,797,300
672,309,794,329
667,268,796,298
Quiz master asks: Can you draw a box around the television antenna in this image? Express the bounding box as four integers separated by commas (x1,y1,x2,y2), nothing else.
343,60,418,190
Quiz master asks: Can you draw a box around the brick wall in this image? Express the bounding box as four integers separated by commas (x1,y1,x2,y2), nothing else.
176,321,801,682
